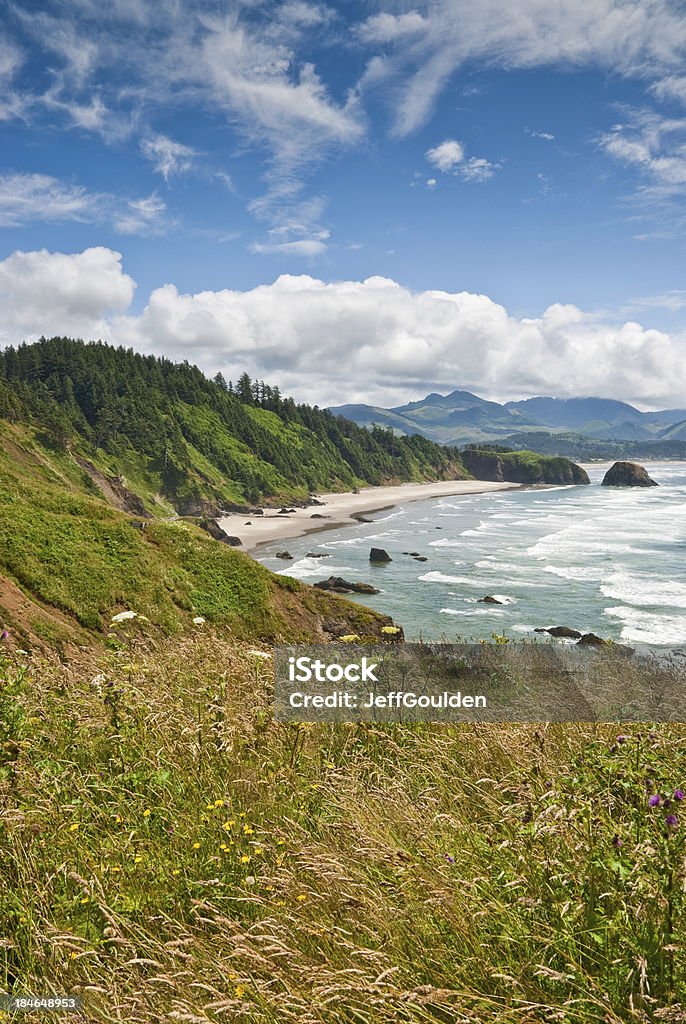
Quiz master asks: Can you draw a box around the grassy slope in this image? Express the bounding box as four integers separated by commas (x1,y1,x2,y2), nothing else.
0,422,394,648
1,635,685,1022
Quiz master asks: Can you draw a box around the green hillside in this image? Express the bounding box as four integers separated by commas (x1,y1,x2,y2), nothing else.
0,419,397,649
0,338,467,514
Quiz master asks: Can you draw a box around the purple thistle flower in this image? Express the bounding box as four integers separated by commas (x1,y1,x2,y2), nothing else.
616,735,628,744
611,834,623,848
648,794,661,807
674,789,685,802
444,854,455,864
665,814,679,828
1,629,8,641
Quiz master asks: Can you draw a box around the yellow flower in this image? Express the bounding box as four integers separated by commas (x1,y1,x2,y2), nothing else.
276,838,285,846
223,819,235,830
134,856,142,864
214,799,224,807
142,809,151,817
115,816,122,823
243,825,254,835
276,900,285,907
192,842,201,850
297,894,307,902
381,625,401,635
69,822,80,832
111,866,121,873
239,811,246,818
220,844,228,852
234,985,245,999
254,847,264,856
172,869,180,876
339,633,360,642
70,952,79,960
240,855,251,864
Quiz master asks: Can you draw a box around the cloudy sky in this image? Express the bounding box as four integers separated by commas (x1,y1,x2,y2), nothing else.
2,0,686,408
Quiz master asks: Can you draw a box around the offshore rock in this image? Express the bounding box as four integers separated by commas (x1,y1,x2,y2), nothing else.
601,461,658,487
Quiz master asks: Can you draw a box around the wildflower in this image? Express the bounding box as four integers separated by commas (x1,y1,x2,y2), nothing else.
240,855,251,864
134,856,142,864
674,789,685,801
1,629,8,640
254,847,264,856
648,794,661,807
665,814,679,828
339,634,360,643
192,842,201,849
222,820,235,831
444,854,455,864
172,869,180,876
192,616,206,625
142,809,151,818
611,834,623,848
213,799,224,808
110,610,137,623
243,825,254,835
616,735,628,744
296,894,307,902
381,626,401,635
69,823,80,832
234,985,245,999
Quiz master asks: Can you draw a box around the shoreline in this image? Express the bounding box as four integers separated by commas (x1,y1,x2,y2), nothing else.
218,479,521,554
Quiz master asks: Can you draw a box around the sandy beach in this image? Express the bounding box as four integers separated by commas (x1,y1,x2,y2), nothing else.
219,479,519,553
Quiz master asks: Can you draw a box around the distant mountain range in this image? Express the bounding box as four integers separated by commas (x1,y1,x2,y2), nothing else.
329,391,686,448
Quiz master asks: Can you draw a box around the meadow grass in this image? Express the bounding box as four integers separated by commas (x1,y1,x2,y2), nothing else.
1,630,685,1023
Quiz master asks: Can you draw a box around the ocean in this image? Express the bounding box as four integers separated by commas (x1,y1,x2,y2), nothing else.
254,463,686,645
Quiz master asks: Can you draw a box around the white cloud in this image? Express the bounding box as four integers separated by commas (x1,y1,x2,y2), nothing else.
0,173,102,227
426,139,464,172
140,134,199,180
426,177,437,189
426,138,497,181
0,247,135,345
3,247,682,408
250,238,328,257
599,109,686,199
113,194,168,235
357,0,686,137
0,172,170,235
526,128,555,141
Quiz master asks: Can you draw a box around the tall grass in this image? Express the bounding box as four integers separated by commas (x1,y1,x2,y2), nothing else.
1,629,685,1022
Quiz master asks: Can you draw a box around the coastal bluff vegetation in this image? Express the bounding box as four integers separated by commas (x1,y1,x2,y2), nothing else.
4,339,682,1020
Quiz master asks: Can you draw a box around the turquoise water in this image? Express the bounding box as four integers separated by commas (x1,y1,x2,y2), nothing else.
255,463,686,644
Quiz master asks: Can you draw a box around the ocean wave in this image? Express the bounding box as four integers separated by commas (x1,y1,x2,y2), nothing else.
603,606,686,645
277,558,353,578
419,571,477,585
439,607,501,616
600,573,686,609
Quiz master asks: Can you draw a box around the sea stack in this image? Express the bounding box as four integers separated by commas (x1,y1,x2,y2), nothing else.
601,462,658,487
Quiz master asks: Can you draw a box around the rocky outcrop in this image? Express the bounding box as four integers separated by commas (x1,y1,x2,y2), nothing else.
601,461,658,487
315,577,381,595
541,626,583,639
461,449,590,485
199,519,242,546
577,632,608,646
275,551,293,559
370,548,392,563
478,595,503,604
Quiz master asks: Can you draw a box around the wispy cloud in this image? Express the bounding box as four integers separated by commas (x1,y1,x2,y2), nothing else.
599,108,686,200
0,171,169,235
141,134,199,181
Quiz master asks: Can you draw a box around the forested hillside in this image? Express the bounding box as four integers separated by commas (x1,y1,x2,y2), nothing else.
0,338,466,513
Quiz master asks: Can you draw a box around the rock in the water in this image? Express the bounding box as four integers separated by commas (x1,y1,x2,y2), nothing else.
578,632,608,646
478,595,503,604
305,552,330,558
370,547,392,563
601,461,658,487
310,513,328,519
275,551,293,560
314,577,380,594
413,556,428,562
546,626,582,639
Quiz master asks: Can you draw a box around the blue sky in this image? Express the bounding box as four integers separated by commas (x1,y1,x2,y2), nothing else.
1,0,686,407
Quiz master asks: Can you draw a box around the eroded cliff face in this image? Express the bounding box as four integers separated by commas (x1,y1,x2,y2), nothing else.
461,449,590,485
